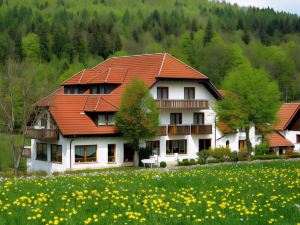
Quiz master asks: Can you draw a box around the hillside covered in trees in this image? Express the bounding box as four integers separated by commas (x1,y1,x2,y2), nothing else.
1,0,300,101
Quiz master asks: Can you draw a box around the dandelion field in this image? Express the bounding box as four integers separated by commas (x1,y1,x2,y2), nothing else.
0,161,299,225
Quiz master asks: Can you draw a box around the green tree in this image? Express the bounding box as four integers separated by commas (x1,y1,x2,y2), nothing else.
203,19,213,46
114,79,160,166
215,63,281,152
21,33,40,61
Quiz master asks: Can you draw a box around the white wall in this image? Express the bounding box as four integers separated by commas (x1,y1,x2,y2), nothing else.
280,130,300,152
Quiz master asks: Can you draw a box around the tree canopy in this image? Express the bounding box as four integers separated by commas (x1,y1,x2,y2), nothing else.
215,63,281,150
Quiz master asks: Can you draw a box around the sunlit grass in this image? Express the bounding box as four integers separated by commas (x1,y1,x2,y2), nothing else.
0,161,299,225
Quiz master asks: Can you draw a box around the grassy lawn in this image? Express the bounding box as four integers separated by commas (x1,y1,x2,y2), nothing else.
0,161,299,225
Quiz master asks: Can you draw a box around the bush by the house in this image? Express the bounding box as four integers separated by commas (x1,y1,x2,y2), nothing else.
197,149,210,164
287,153,300,158
252,155,288,160
160,161,167,168
228,151,239,162
189,159,197,165
182,159,190,166
254,143,269,155
210,147,231,160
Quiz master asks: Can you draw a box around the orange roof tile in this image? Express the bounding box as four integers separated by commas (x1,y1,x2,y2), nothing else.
274,103,300,130
37,53,220,136
267,132,294,147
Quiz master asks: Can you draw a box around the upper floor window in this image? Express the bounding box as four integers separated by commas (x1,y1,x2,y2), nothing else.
193,113,204,125
170,113,182,124
184,87,195,99
98,113,114,126
157,87,168,99
64,86,85,94
91,84,118,94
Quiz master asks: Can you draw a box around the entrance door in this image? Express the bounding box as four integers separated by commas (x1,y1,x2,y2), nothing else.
239,140,246,150
123,144,134,162
108,144,116,163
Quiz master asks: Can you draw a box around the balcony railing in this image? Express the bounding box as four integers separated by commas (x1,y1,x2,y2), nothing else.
168,125,191,136
25,127,59,140
159,124,213,136
191,125,212,135
156,99,209,109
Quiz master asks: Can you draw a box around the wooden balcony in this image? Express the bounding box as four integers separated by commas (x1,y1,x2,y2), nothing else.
191,125,212,135
168,125,191,136
159,126,167,136
156,99,209,109
25,128,59,140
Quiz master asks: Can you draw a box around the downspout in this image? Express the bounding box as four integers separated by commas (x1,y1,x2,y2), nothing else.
69,136,76,169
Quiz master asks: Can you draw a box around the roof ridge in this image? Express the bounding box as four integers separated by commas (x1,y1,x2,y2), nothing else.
95,97,101,111
110,52,165,59
101,97,119,110
78,69,86,84
157,53,167,77
105,67,112,83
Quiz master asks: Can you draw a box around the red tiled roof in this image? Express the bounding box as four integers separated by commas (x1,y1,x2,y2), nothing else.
218,122,236,134
37,53,219,136
273,103,300,130
267,132,294,147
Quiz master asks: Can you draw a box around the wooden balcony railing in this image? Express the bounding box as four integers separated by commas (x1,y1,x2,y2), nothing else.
25,128,59,140
159,124,213,136
191,125,212,135
168,125,191,136
156,99,209,109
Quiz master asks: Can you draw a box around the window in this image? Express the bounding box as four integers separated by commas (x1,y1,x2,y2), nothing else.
146,141,160,155
297,135,300,143
97,113,115,126
166,140,187,155
239,140,246,150
64,86,85,94
51,144,62,163
184,87,195,99
108,144,116,163
226,140,230,148
157,87,168,99
90,84,118,94
75,145,97,163
170,113,182,124
199,139,211,151
124,144,134,162
41,116,47,128
193,113,204,125
36,143,47,161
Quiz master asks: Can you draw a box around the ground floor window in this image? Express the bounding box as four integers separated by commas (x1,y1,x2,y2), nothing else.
199,139,211,151
75,145,97,163
108,144,116,163
297,134,300,143
146,141,160,155
166,140,187,155
36,143,47,161
51,144,62,163
124,144,134,162
239,140,246,150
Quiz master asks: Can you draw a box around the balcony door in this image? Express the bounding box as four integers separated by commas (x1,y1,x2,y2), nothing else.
170,113,182,124
108,144,116,163
184,87,195,99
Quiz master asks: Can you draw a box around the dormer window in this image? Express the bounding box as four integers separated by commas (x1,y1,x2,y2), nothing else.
64,86,86,94
91,84,118,94
97,113,115,126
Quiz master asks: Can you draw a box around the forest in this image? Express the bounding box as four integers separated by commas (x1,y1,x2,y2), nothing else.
0,0,300,103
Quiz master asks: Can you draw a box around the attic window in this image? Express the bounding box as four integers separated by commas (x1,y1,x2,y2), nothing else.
64,86,85,94
97,113,115,126
90,84,118,94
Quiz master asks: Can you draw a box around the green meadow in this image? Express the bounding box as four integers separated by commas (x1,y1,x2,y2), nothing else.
0,160,299,225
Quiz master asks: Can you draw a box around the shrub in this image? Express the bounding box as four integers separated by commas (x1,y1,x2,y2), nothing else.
197,149,210,164
207,159,223,164
160,161,167,168
182,159,190,166
228,151,238,162
252,155,288,160
210,147,231,160
189,159,197,165
254,144,269,156
178,161,184,166
287,153,300,158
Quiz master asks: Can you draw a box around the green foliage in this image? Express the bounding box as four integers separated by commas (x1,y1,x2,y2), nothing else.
216,63,281,150
22,33,40,60
138,147,152,166
287,153,300,158
160,161,167,168
197,150,210,163
182,159,190,166
114,79,159,152
252,155,288,160
189,159,197,165
254,143,270,156
209,147,231,160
